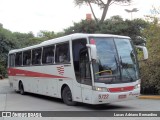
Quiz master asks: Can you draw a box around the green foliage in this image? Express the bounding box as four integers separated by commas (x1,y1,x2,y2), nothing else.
140,17,160,94
0,26,17,77
13,32,35,48
99,16,126,34
101,17,149,45
0,25,44,77
0,25,65,77
64,16,148,45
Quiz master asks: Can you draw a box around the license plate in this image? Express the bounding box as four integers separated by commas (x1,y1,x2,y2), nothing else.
118,95,126,99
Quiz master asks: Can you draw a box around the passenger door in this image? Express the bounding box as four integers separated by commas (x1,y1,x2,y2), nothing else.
72,38,93,103
79,48,93,103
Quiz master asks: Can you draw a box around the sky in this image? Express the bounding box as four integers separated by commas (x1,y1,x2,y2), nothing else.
0,0,159,35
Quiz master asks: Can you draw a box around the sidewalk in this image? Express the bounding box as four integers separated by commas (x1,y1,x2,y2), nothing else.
139,95,160,100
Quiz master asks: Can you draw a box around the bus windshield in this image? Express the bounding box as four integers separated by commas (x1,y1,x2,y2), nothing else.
91,37,139,84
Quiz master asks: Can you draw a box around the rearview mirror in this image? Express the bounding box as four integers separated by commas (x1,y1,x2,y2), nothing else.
86,44,97,60
136,45,148,60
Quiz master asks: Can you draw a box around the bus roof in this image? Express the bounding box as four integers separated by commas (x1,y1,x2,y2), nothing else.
9,33,130,54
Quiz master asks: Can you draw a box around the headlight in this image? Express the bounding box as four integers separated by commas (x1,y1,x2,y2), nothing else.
92,86,108,92
134,84,140,89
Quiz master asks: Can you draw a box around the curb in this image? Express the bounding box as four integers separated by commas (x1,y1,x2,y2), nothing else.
139,95,160,100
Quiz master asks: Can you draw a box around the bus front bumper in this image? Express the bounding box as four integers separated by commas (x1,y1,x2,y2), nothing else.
91,88,140,104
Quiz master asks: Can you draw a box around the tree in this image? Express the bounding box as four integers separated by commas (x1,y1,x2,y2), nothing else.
0,23,3,28
140,17,160,95
0,26,39,77
0,27,17,77
140,6,160,95
74,0,132,24
13,32,35,48
64,16,148,45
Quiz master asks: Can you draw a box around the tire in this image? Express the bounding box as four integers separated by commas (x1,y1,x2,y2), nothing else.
19,82,25,95
62,86,76,106
0,75,3,79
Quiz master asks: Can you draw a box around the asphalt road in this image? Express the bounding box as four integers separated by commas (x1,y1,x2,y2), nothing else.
0,79,160,120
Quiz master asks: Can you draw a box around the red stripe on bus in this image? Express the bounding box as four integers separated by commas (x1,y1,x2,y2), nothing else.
8,68,68,79
108,86,134,92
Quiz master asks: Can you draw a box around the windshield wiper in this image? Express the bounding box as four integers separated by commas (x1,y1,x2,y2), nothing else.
119,56,133,81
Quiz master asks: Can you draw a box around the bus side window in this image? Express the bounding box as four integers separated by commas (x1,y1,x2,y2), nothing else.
23,50,31,66
42,45,55,64
32,48,42,65
9,54,15,67
55,42,70,63
15,52,22,66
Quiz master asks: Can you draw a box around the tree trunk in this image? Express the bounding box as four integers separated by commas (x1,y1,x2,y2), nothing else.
100,0,112,23
88,1,98,24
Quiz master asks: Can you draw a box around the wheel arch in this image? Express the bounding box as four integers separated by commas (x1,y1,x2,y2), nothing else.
60,83,76,105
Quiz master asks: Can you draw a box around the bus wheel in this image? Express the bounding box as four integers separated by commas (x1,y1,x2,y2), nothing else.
62,86,76,106
19,82,25,95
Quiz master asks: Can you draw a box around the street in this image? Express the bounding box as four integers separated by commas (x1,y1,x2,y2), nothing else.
0,79,160,120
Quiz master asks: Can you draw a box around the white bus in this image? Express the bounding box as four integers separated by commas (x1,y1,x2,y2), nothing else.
8,33,148,105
